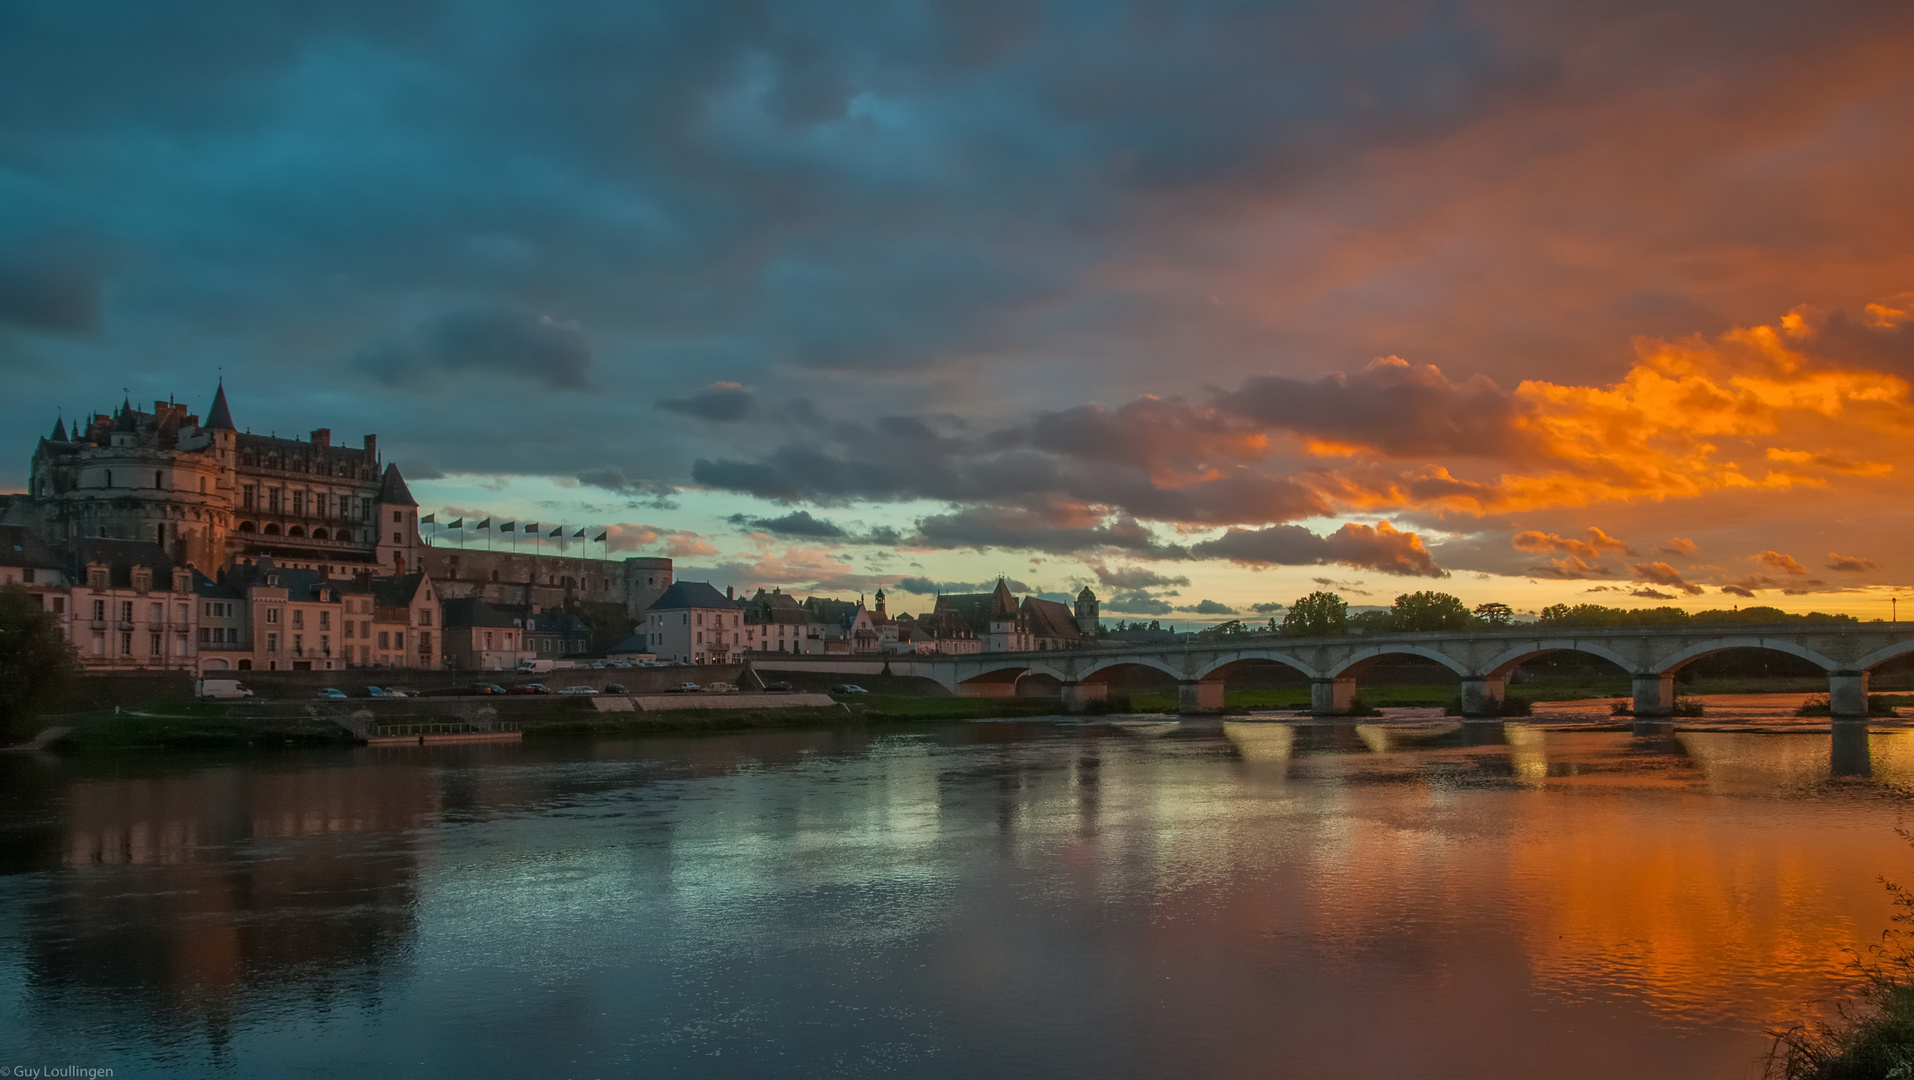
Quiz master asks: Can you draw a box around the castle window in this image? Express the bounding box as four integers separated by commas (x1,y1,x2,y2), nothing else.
393,510,401,523
288,525,305,537
199,477,207,494
238,521,257,533
242,485,255,509
155,524,165,545
155,471,163,489
104,470,112,487
313,527,328,540
263,523,280,535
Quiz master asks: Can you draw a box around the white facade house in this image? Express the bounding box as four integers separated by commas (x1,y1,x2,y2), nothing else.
642,581,745,664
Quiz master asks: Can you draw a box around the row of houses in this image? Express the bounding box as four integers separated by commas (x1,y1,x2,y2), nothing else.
5,524,1106,673
0,526,594,674
622,577,1103,665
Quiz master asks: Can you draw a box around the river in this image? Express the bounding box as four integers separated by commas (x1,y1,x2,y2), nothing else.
4,712,1912,1078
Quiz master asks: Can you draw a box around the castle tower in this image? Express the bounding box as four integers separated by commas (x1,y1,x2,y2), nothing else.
373,463,422,574
1075,585,1100,636
874,587,886,618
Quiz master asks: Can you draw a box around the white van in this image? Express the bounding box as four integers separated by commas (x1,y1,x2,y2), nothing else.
196,678,254,699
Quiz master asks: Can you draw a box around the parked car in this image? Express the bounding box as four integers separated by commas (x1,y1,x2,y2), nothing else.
559,685,599,695
474,683,507,696
831,684,870,694
764,680,793,693
604,683,628,695
702,681,734,693
316,687,348,700
509,683,551,695
365,686,402,698
670,681,701,693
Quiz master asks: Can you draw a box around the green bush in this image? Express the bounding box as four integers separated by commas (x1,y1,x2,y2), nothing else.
1768,835,1914,1078
0,584,78,740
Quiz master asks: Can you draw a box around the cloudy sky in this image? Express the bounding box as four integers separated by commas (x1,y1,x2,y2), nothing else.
5,0,1914,620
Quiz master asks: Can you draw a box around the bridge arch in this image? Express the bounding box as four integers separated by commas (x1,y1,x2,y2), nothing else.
1076,655,1186,685
1480,640,1636,680
1194,651,1319,682
1851,640,1914,673
954,660,1069,698
1324,643,1473,680
1650,637,1839,676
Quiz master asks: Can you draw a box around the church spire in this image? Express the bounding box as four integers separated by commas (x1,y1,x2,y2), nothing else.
205,379,236,431
49,416,67,442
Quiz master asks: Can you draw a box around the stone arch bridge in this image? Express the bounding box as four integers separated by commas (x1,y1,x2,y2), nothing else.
849,624,1914,717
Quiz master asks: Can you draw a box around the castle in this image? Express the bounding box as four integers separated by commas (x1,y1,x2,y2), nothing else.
8,384,422,579
0,384,673,674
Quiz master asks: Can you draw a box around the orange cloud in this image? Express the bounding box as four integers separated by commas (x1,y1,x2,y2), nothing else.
1297,300,1914,521
1511,526,1631,558
603,522,718,557
1630,562,1703,595
1753,550,1811,576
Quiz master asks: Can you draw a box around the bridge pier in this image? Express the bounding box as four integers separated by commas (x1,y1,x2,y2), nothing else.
1631,673,1675,718
1829,671,1871,718
1311,677,1357,716
1832,719,1873,776
1062,681,1107,713
1459,676,1507,718
1178,680,1226,715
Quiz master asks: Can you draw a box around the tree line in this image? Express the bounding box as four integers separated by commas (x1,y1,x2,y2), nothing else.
1191,592,1860,639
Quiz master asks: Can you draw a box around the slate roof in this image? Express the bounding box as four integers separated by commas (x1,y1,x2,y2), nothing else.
0,526,64,570
227,558,342,601
1023,597,1082,643
205,381,236,431
610,634,656,655
648,580,742,611
368,571,426,609
376,463,417,507
441,597,523,629
70,538,180,588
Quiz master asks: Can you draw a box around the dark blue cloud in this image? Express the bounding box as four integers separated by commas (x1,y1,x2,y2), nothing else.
1,0,1908,542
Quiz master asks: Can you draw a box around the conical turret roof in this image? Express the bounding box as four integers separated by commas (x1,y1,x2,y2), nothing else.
376,463,417,507
49,416,67,442
204,380,236,431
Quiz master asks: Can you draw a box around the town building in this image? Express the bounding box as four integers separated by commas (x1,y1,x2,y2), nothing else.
63,539,199,671
187,558,441,673
441,597,534,671
642,581,744,664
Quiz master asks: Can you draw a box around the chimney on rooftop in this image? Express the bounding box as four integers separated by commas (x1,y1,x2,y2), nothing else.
726,585,734,600
363,434,377,458
311,428,330,447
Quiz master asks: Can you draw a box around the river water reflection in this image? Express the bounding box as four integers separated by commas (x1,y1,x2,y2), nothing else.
4,716,1914,1078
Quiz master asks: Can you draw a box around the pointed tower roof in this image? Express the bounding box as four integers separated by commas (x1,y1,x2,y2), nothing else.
112,398,138,433
376,463,417,507
204,380,236,431
49,416,67,442
990,575,1018,615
